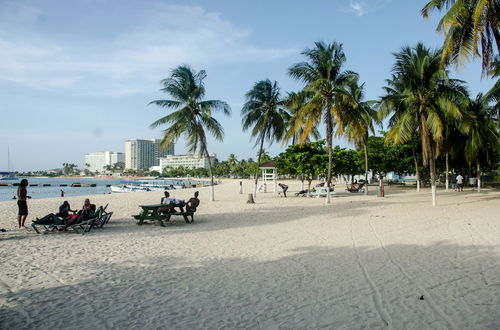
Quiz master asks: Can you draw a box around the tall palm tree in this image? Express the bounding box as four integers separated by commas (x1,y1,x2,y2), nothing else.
422,0,500,74
463,93,500,192
149,65,231,201
283,91,321,145
336,77,377,195
289,41,356,204
379,75,423,192
380,43,467,205
241,79,287,197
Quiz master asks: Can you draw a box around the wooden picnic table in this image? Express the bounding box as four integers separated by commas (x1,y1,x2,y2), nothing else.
133,203,195,227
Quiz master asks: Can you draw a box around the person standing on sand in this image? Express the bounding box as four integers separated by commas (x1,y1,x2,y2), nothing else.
17,179,31,228
456,174,464,192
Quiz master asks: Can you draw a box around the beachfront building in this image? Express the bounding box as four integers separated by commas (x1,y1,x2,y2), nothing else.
158,153,216,170
85,152,124,173
125,139,174,170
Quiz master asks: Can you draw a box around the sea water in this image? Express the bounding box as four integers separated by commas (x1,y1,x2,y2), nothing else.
0,177,205,202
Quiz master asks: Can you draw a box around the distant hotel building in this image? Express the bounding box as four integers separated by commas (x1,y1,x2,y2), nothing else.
159,153,216,170
85,152,124,173
125,139,174,170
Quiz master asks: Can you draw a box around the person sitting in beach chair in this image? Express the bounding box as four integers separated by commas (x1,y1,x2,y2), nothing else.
160,191,185,212
65,199,96,227
33,201,77,226
346,182,365,193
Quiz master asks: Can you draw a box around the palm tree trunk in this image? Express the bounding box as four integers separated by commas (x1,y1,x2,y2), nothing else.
325,109,333,205
477,160,481,193
363,143,368,195
411,142,420,192
429,143,437,206
445,152,449,191
202,145,215,202
253,133,266,197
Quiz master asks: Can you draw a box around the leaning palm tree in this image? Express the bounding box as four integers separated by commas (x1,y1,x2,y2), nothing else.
380,43,467,205
336,77,377,195
422,0,500,74
289,41,357,204
283,91,321,145
149,65,231,201
241,79,287,197
463,93,500,192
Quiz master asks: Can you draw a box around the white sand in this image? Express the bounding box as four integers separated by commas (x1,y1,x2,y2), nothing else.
0,180,499,329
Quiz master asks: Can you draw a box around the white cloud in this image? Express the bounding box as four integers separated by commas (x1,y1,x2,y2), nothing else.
340,0,392,17
0,3,296,96
342,1,368,17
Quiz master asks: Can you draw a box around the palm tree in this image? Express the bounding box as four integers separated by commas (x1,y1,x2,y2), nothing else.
422,0,500,74
463,93,500,192
149,65,231,201
485,57,500,118
288,41,356,204
283,91,321,145
379,75,423,192
336,77,377,195
241,79,286,197
380,43,467,205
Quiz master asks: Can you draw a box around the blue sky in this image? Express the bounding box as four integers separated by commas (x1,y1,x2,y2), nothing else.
0,0,495,171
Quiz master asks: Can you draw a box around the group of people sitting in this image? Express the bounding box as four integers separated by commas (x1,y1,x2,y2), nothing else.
160,191,200,213
33,198,97,229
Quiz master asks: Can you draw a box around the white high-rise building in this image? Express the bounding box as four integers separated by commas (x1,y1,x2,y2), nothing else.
85,152,124,173
159,153,216,170
125,139,174,170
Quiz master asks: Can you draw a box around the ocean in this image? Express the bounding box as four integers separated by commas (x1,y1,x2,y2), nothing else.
0,177,122,202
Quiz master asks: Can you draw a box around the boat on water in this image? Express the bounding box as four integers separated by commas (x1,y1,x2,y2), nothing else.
0,172,18,181
110,179,204,193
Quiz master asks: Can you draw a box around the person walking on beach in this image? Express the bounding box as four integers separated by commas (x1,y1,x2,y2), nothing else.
17,179,31,228
456,173,464,192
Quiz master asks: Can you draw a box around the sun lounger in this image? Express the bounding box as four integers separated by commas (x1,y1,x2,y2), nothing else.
71,211,113,234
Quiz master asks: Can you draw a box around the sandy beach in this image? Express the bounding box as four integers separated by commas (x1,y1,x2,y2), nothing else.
0,180,499,329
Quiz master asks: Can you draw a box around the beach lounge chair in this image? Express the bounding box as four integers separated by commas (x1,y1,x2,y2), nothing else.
71,205,112,234
346,182,365,193
31,214,67,234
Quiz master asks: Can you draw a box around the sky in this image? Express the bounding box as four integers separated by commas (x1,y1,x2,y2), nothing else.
0,0,496,171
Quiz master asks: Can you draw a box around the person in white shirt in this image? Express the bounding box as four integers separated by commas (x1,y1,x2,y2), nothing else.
161,191,185,211
456,174,464,192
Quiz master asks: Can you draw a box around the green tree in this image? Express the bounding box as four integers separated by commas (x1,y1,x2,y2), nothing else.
330,146,363,182
422,0,500,74
275,140,327,194
149,65,231,201
289,41,357,204
380,43,467,205
241,79,287,197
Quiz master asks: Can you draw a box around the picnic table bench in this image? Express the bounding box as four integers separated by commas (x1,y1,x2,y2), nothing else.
309,186,337,198
133,203,195,227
